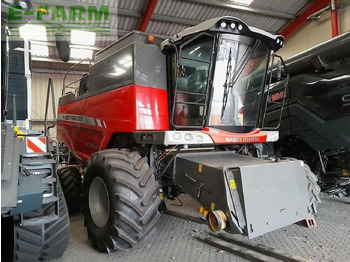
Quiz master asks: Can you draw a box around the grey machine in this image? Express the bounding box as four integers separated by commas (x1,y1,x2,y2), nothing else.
265,32,350,196
1,6,69,261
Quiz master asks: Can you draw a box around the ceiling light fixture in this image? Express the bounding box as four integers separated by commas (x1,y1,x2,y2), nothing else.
71,30,96,46
19,24,47,41
19,24,49,57
70,30,96,59
71,48,93,60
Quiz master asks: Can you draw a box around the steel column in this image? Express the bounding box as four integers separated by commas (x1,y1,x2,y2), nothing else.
331,0,339,37
138,0,158,32
280,0,330,39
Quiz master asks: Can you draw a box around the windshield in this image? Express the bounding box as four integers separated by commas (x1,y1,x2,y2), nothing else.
209,34,270,132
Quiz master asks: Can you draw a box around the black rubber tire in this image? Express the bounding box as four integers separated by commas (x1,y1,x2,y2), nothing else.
13,180,69,261
346,185,350,197
83,149,161,253
282,158,321,213
1,216,14,261
58,167,82,215
305,164,321,213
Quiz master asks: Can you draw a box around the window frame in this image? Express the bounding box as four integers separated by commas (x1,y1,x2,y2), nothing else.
170,32,215,129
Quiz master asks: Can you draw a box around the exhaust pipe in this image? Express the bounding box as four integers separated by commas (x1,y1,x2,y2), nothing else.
207,210,227,232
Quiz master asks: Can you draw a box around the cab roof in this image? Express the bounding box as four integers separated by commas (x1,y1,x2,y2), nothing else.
161,16,285,52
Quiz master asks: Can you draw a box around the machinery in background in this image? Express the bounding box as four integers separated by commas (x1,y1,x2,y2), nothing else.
57,16,320,253
265,32,350,197
1,7,69,261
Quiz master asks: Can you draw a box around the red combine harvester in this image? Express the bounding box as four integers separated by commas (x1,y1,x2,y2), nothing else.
57,17,320,253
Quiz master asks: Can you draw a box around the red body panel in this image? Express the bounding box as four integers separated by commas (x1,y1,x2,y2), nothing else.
202,127,267,144
58,85,270,163
57,85,169,162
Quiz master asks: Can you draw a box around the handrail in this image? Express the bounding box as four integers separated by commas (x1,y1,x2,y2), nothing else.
261,54,289,130
62,57,91,96
44,78,57,136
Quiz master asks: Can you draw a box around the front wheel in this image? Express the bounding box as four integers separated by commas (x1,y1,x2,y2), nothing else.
83,149,161,253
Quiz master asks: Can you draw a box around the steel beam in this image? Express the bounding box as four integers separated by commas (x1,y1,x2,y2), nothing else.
184,0,295,19
32,68,87,74
280,0,330,39
30,40,102,50
152,14,200,26
31,57,91,64
139,0,158,31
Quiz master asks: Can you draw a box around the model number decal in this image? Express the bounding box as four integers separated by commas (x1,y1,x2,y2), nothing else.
57,114,107,128
61,114,84,123
226,137,260,143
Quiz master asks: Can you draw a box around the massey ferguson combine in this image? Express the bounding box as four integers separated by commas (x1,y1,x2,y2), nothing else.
57,16,320,253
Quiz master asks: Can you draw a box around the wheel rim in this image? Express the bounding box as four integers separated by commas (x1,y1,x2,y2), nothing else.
89,177,110,228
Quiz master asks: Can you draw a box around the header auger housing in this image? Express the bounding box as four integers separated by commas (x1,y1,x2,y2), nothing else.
57,17,320,253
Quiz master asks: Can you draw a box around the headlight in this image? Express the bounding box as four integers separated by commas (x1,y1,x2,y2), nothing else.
184,133,193,142
164,131,214,145
173,132,181,140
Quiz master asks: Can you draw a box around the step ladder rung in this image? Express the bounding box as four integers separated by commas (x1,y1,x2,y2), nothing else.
21,214,60,226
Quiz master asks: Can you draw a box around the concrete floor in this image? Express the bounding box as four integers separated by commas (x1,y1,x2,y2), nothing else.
52,194,350,262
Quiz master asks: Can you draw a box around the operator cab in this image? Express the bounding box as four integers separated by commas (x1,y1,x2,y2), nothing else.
161,17,284,133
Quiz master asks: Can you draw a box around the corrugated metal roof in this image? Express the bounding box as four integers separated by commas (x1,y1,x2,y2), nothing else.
117,0,147,12
251,0,309,13
28,0,313,71
117,16,140,31
146,21,188,36
154,0,289,33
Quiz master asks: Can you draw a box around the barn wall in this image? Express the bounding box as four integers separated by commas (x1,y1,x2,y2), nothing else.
31,72,83,138
279,1,350,59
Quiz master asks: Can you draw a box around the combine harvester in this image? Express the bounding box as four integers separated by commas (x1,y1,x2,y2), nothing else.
57,16,320,252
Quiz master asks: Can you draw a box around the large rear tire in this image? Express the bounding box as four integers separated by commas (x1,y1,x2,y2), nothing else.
83,149,161,253
58,167,82,214
13,180,69,261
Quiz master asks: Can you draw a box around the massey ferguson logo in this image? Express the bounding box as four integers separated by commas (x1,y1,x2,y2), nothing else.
226,137,240,142
226,137,260,143
61,114,84,123
271,91,285,102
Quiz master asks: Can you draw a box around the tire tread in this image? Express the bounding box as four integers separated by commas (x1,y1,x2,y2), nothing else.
58,167,82,214
83,149,161,253
13,181,69,261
